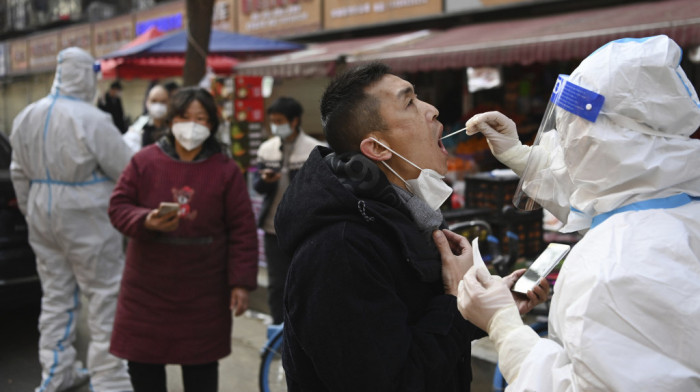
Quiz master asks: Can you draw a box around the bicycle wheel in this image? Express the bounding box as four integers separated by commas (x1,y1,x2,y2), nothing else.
259,328,286,392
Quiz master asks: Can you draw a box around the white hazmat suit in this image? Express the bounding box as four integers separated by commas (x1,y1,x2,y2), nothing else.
460,35,700,391
10,47,133,392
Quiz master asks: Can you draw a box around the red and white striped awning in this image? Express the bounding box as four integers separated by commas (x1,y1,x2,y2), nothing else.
348,0,700,72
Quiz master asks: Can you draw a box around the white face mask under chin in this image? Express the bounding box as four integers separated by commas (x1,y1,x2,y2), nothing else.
370,137,452,211
171,121,211,151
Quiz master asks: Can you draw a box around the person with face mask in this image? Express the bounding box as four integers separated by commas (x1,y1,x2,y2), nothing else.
123,84,170,152
273,63,549,391
457,35,700,390
9,47,133,392
108,87,258,391
253,96,325,325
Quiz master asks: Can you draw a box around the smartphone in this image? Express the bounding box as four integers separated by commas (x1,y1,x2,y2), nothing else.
512,243,570,294
156,202,180,217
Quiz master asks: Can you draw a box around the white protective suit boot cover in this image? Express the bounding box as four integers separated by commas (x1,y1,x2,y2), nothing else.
9,47,133,392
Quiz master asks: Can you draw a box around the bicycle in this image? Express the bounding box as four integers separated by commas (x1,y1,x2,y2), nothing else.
259,322,286,392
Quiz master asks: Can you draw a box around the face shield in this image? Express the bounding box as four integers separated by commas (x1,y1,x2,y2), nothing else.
512,75,605,210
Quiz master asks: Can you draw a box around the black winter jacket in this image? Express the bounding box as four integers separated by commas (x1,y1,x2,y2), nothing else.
275,146,483,392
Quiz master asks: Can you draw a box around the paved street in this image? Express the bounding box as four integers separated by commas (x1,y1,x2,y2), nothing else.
1,267,497,391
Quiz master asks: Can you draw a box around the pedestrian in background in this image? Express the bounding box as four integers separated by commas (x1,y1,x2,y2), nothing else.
98,80,127,134
123,84,170,152
10,47,133,392
108,87,258,392
253,96,324,325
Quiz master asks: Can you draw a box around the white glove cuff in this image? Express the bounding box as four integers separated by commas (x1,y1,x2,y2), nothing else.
493,144,531,177
487,305,540,383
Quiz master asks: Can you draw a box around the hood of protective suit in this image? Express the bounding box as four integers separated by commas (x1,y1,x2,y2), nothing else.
50,47,98,103
554,35,700,230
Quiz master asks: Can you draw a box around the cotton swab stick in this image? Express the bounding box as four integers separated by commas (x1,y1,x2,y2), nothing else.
441,127,467,140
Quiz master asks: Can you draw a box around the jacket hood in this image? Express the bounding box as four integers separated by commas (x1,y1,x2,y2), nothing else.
51,47,97,103
275,146,443,282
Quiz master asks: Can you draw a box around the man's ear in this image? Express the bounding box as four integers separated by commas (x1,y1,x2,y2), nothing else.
360,136,392,161
291,117,301,132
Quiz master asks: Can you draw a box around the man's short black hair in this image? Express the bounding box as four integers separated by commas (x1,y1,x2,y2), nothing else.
321,62,390,153
110,80,122,90
267,96,303,127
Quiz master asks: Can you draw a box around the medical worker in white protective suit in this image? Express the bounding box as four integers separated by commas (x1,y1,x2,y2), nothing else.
10,47,133,392
456,35,700,390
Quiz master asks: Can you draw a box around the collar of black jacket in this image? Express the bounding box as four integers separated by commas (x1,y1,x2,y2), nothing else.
323,149,444,282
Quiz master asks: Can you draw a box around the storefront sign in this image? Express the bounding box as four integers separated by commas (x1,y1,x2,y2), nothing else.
93,15,134,58
325,0,442,30
9,40,28,74
0,44,7,77
60,24,92,52
238,0,321,37
213,0,236,31
445,0,533,13
135,1,186,35
29,32,59,71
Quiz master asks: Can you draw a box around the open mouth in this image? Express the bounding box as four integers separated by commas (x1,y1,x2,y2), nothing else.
437,127,448,154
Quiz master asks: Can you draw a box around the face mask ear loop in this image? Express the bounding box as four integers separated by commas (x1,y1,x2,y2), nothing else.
379,161,411,189
369,137,424,171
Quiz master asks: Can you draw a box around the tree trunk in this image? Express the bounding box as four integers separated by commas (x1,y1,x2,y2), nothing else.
183,0,215,87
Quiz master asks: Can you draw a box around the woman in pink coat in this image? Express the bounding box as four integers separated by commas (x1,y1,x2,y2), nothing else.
108,87,258,392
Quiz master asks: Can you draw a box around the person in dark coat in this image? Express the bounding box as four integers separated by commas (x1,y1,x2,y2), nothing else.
108,87,258,392
98,80,127,133
275,63,549,391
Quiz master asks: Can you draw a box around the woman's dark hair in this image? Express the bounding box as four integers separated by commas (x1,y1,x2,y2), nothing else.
321,62,390,153
267,96,303,129
166,87,221,150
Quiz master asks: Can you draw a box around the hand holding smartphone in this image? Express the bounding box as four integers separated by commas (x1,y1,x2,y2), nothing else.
156,202,180,217
512,243,570,294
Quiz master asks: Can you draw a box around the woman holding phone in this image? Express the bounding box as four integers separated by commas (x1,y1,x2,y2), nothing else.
108,87,258,391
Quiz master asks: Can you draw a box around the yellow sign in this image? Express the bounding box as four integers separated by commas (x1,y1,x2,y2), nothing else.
213,0,236,31
29,32,59,71
237,0,321,37
60,24,92,52
93,15,135,58
9,40,28,74
324,0,442,30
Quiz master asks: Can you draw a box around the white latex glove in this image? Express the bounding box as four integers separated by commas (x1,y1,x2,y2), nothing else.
465,111,531,175
459,264,540,384
465,111,519,155
457,265,516,332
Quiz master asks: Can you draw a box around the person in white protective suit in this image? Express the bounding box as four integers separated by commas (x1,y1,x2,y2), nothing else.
456,35,700,391
10,47,134,392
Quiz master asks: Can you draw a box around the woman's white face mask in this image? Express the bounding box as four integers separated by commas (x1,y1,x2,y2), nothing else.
147,102,168,120
370,137,452,211
171,121,211,151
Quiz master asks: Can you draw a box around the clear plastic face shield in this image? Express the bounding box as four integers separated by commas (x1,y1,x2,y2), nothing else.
513,75,605,210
